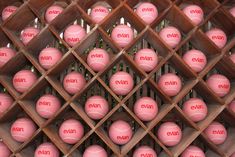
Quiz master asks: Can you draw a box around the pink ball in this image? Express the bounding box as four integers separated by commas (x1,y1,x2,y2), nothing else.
10,118,37,142
182,98,208,122
2,6,18,21
111,24,134,48
230,53,235,64
45,5,64,23
133,146,157,157
20,27,40,45
63,71,86,95
158,73,182,97
109,71,134,96
206,74,230,97
136,2,158,24
64,24,86,47
204,121,227,145
183,49,207,73
36,94,61,119
34,142,59,157
182,5,204,25
90,5,110,24
0,141,11,157
87,48,110,72
134,48,158,72
159,26,181,48
0,47,16,68
13,70,37,93
134,97,158,121
181,145,205,157
157,122,182,147
38,47,63,70
229,100,235,113
59,119,84,144
108,120,133,145
83,145,108,157
85,95,109,120
206,28,227,49
229,7,235,17
0,93,13,114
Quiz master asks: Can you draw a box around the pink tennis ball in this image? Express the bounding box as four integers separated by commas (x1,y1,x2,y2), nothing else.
109,71,134,96
183,49,207,73
45,5,64,23
64,24,86,47
63,71,86,95
108,120,133,145
111,24,134,48
206,74,230,97
36,94,61,119
10,118,37,142
133,146,157,157
2,6,18,21
230,53,235,64
135,2,158,24
0,47,16,68
158,73,182,97
134,97,158,121
90,5,109,24
59,119,84,144
159,26,181,48
182,5,204,25
0,93,13,114
34,142,59,157
181,145,205,157
204,121,227,145
83,145,108,157
20,27,40,45
38,47,63,70
157,122,182,147
0,142,11,157
87,48,110,72
13,70,37,93
206,28,227,49
229,100,235,113
134,48,158,72
85,95,109,120
182,98,208,122
229,7,235,17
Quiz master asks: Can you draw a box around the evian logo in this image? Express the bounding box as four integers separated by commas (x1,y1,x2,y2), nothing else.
140,154,154,157
65,79,78,83
218,84,229,89
212,35,225,40
167,33,179,38
14,78,26,83
115,80,128,85
88,103,101,108
191,104,204,110
167,131,179,136
67,38,80,42
91,53,103,58
117,34,130,38
140,56,153,61
23,32,35,37
0,52,7,56
117,135,129,140
5,8,16,13
142,8,154,12
212,130,225,135
39,101,51,106
141,104,154,109
40,56,52,60
38,150,50,155
94,8,108,13
12,127,24,132
48,10,61,15
192,57,204,63
164,81,177,86
190,9,202,14
63,129,76,134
